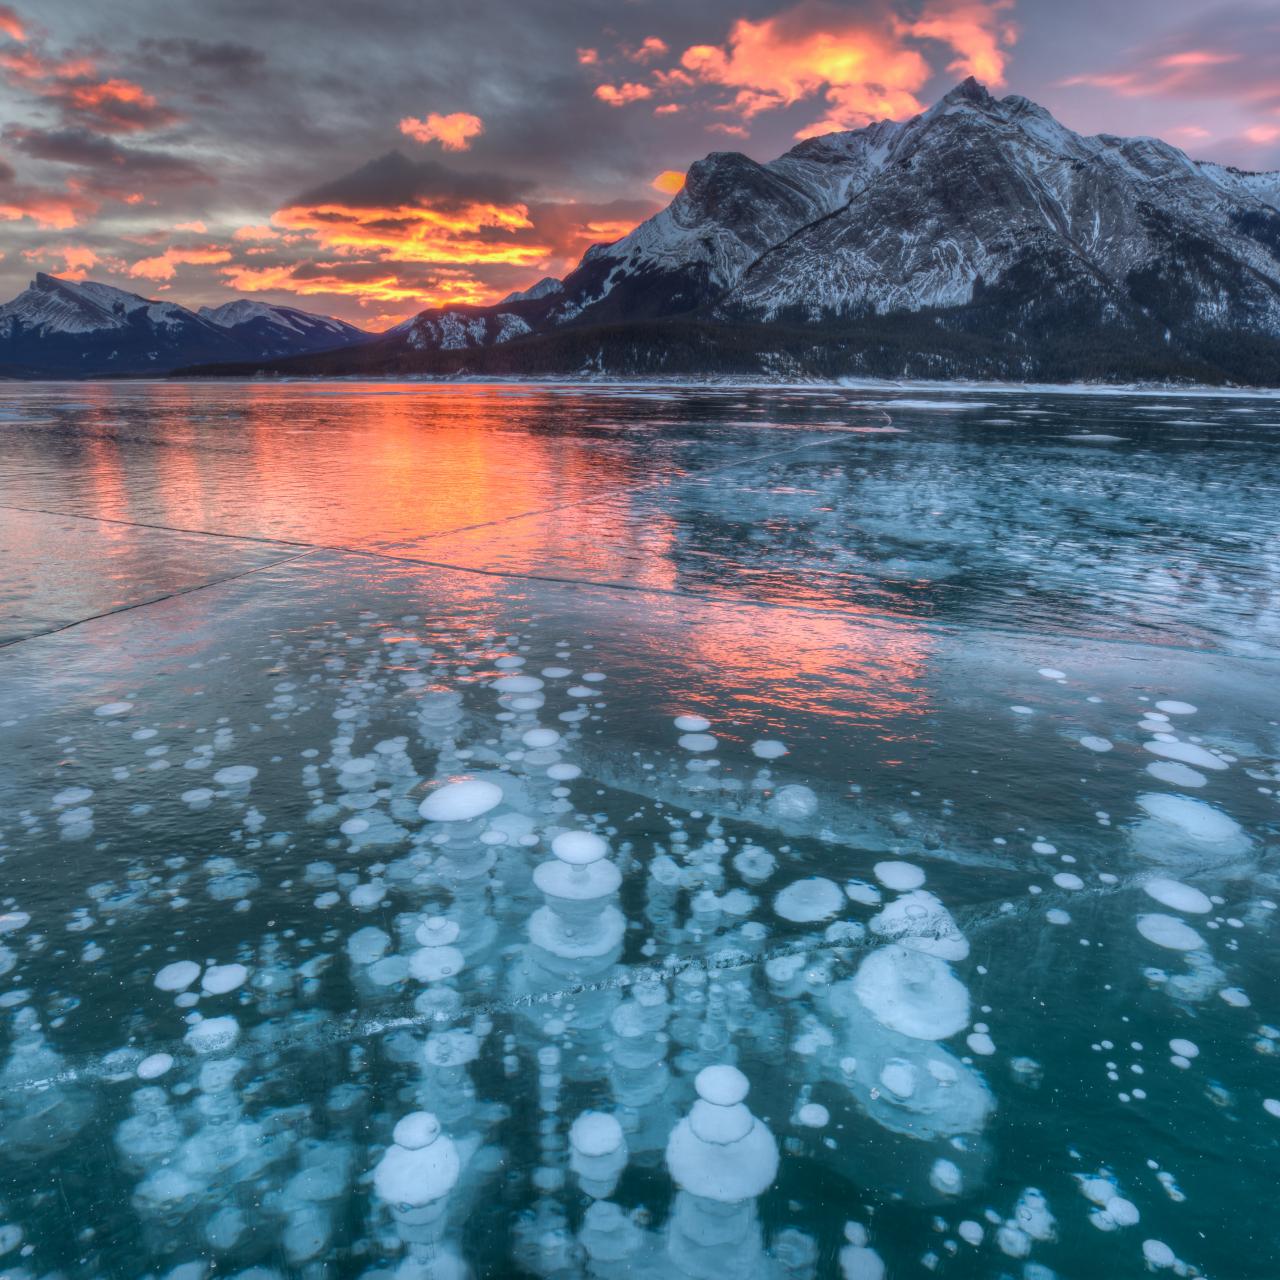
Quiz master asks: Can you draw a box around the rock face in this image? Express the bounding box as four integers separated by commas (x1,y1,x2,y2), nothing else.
0,274,370,376
350,77,1280,383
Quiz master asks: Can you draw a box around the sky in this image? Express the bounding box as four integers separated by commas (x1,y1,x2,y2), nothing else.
2,0,1278,330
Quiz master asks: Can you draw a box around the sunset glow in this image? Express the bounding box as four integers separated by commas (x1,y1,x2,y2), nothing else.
0,0,1274,326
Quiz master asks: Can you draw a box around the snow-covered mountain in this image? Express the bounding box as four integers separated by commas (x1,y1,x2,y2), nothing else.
0,274,370,376
362,78,1280,383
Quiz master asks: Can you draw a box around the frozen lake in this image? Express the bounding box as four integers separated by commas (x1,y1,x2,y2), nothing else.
0,380,1277,1279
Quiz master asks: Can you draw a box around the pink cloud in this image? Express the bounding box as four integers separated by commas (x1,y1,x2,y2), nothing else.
594,82,653,107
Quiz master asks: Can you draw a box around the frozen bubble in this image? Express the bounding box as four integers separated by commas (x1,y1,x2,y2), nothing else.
769,784,818,821
752,739,788,760
1038,668,1066,679
375,1112,460,1208
184,1015,239,1054
1053,873,1084,891
522,728,561,749
1136,913,1205,952
958,1221,983,1246
0,912,31,935
1079,736,1113,753
569,1111,625,1156
1220,987,1250,1007
137,1053,174,1080
1155,701,1197,716
852,944,969,1040
1169,1038,1199,1058
873,861,925,890
349,882,386,910
1136,793,1243,844
551,830,609,866
674,715,711,732
180,787,215,808
966,1031,996,1056
1145,761,1206,788
678,732,717,753
492,674,544,694
734,845,776,883
52,786,93,807
1263,1099,1280,1118
696,1064,750,1106
154,960,201,992
775,877,844,923
1107,1198,1140,1226
930,1158,963,1195
845,880,882,906
796,1102,829,1128
1142,1240,1177,1268
1142,878,1212,914
419,778,503,822
546,762,581,781
95,701,133,716
213,764,258,787
1143,740,1227,771
201,963,248,995
869,890,968,961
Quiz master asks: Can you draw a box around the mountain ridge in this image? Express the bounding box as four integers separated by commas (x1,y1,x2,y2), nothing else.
0,274,371,377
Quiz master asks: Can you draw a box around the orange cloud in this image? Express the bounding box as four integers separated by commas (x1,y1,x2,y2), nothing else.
897,0,1016,87
0,184,96,228
595,82,653,107
232,224,279,241
128,245,233,281
680,2,1018,138
221,262,493,309
681,11,931,138
23,243,100,279
174,219,206,232
0,4,25,41
271,199,547,266
399,111,484,151
655,102,682,115
652,169,686,194
577,47,599,66
626,36,669,63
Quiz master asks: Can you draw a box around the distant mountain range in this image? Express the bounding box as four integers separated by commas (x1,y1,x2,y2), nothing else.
0,273,369,376
7,78,1280,383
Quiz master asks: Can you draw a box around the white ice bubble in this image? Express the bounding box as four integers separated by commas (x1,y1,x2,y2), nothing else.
869,890,968,961
678,732,718,753
1079,736,1113,753
1142,1239,1177,1268
796,1102,829,1128
374,1111,460,1208
184,1015,239,1054
1142,740,1227,771
1106,1197,1140,1227
154,960,201,992
1052,873,1084,890
930,1158,963,1195
674,715,711,732
1038,668,1066,679
1169,1038,1199,1058
1142,878,1212,914
873,861,925,891
852,944,969,1040
418,778,503,822
1145,761,1206,788
201,963,248,995
1154,701,1197,716
137,1053,174,1080
1136,913,1205,952
1263,1099,1280,1118
213,764,258,787
1135,793,1244,844
774,877,844,923
94,701,133,717
768,784,818,822
751,739,788,760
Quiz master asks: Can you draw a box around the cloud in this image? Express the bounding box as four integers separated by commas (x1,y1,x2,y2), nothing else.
220,260,493,309
595,82,654,107
174,219,206,232
678,1,1017,137
399,112,485,151
897,0,1017,86
137,37,266,81
576,47,599,66
3,126,210,185
0,4,24,42
30,243,100,279
0,182,98,229
232,223,279,241
625,37,670,64
652,169,686,194
129,244,233,280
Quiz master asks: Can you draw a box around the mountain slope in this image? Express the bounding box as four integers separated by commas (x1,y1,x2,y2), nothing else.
0,275,370,376
301,77,1280,384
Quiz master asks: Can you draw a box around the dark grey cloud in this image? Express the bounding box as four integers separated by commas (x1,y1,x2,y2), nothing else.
292,150,525,211
3,126,211,184
138,37,266,80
